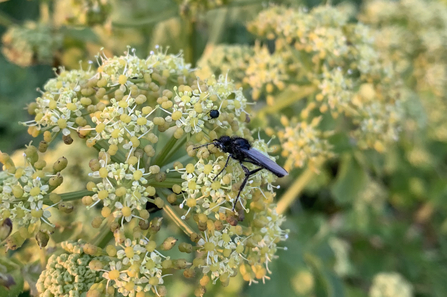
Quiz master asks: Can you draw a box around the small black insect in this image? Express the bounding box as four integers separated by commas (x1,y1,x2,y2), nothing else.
209,109,220,119
194,136,288,211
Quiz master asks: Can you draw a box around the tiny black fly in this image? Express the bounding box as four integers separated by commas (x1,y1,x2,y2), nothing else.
209,109,220,119
194,136,288,211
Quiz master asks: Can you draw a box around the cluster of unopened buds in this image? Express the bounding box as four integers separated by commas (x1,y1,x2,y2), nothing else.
1,46,288,296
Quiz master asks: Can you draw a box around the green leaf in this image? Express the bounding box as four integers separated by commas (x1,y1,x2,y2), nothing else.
331,154,368,205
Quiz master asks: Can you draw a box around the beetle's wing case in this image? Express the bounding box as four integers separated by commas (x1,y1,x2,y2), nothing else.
241,148,288,177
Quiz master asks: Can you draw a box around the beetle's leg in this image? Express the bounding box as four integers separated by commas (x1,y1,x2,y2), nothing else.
232,164,263,211
213,154,232,181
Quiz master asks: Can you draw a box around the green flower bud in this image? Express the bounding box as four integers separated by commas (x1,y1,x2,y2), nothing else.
49,173,63,188
0,218,12,241
35,230,50,248
6,232,26,251
173,259,187,269
155,172,166,182
149,217,163,233
178,242,193,253
161,259,172,269
27,102,37,115
24,145,38,165
154,197,164,208
160,237,177,251
58,201,74,213
34,159,46,170
138,219,150,230
190,232,201,243
53,156,68,172
38,141,48,153
89,159,101,171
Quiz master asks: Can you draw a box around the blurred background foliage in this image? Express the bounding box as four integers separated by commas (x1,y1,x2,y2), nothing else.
1,0,447,296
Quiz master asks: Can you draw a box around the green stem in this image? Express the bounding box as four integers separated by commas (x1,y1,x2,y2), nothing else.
161,154,193,172
158,190,196,237
112,9,178,28
276,166,318,215
93,228,114,248
105,86,120,95
148,178,184,188
257,85,317,120
43,190,94,205
152,135,179,166
185,18,197,65
159,134,187,167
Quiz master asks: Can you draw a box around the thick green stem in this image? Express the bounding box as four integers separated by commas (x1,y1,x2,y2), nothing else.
148,178,184,188
257,85,317,120
158,190,196,237
185,18,197,65
43,190,94,205
159,134,187,167
152,135,180,166
276,166,317,214
93,227,114,248
161,154,193,172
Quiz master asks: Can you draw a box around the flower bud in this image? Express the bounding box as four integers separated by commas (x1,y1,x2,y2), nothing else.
173,259,187,269
149,217,163,233
178,242,192,253
89,159,101,171
114,229,125,244
35,230,50,248
190,232,200,243
24,145,38,165
160,237,177,251
154,197,164,208
53,156,68,172
155,172,166,182
6,232,25,250
63,134,73,145
34,159,46,170
58,201,74,213
0,218,12,241
167,193,177,204
183,268,196,278
49,173,63,188
139,219,150,230
38,141,48,153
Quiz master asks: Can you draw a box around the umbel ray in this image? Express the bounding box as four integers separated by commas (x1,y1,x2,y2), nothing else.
194,136,288,211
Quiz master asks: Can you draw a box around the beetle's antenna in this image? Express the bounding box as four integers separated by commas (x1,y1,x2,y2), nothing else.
193,142,216,150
